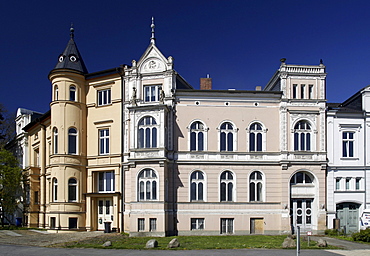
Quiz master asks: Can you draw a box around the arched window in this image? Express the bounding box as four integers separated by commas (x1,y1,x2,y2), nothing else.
53,178,58,202
190,121,206,151
138,116,157,148
220,171,234,202
249,171,263,202
249,123,263,151
138,169,158,201
294,121,311,151
220,122,234,151
290,172,313,184
68,178,77,202
190,171,205,201
54,85,58,101
69,86,76,101
68,128,77,154
53,128,58,154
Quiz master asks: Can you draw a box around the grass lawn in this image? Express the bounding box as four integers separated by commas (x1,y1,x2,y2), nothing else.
56,234,339,250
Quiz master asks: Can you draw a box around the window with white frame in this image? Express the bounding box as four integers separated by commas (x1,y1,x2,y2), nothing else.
292,84,298,99
69,86,76,101
98,171,115,192
54,85,58,101
191,218,204,230
220,122,235,151
144,85,160,102
138,169,158,201
190,121,206,151
53,128,58,154
68,128,78,154
98,89,111,106
294,120,311,151
356,177,361,190
52,178,58,202
220,171,234,202
308,85,314,99
290,172,313,184
249,122,263,152
249,171,263,202
342,132,354,157
68,178,77,202
99,129,110,155
138,218,145,231
138,116,157,148
220,218,234,234
300,84,305,99
346,177,351,190
190,171,205,201
335,177,341,190
149,218,157,232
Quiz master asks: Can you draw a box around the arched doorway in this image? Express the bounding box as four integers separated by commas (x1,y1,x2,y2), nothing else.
290,171,316,233
336,202,360,234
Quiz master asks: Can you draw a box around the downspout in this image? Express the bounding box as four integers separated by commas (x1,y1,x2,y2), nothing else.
40,123,46,228
364,111,367,210
119,66,125,233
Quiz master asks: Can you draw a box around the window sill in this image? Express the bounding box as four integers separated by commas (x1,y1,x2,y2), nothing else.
340,157,359,160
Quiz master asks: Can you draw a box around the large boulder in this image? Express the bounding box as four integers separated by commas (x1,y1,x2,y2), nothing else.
167,238,180,248
317,238,327,247
282,237,296,248
102,241,112,247
145,239,158,248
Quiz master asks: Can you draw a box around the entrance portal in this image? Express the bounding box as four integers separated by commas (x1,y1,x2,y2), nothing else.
336,203,359,234
97,198,113,230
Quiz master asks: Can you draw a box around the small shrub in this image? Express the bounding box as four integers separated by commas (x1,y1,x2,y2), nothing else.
325,229,345,236
352,229,370,242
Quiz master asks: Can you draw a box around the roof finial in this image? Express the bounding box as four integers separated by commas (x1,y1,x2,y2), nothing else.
70,23,74,38
150,17,155,45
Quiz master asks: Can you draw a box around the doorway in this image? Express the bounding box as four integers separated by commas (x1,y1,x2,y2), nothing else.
336,203,359,234
97,198,113,230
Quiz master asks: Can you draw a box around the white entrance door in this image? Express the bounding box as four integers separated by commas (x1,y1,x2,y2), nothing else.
291,199,313,233
97,198,113,230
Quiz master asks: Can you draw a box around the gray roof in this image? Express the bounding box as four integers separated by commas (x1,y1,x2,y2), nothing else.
52,28,88,74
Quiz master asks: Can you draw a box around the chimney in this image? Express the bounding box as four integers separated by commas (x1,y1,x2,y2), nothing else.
255,86,262,91
200,74,212,90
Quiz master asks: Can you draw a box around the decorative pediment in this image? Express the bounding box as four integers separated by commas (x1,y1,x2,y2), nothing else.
140,57,166,73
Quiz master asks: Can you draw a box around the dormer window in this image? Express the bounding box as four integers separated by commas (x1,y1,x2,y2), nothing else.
144,85,160,102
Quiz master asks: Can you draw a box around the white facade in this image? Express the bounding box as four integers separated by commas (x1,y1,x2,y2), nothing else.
327,86,370,232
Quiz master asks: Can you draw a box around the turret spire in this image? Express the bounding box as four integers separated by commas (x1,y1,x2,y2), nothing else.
150,17,155,45
51,26,88,74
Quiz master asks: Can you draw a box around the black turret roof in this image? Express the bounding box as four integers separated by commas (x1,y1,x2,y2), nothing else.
52,27,88,74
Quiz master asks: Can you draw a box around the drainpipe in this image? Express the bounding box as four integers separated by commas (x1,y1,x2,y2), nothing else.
119,66,125,233
364,112,367,210
40,123,46,228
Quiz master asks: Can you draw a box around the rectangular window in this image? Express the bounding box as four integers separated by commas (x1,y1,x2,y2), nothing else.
50,217,56,229
342,132,354,157
144,85,160,102
99,129,110,155
356,178,361,190
138,218,145,232
98,171,115,192
149,218,157,232
98,89,111,106
346,178,351,190
221,218,234,234
69,218,78,229
34,191,39,204
292,84,297,99
308,85,314,99
191,218,204,230
335,178,341,190
300,84,305,99
34,149,39,167
98,200,103,214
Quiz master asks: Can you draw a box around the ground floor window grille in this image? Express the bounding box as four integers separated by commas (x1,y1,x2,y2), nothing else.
191,218,204,230
69,217,77,229
220,218,233,234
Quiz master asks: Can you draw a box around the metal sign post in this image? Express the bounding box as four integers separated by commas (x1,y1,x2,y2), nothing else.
296,226,300,256
307,231,312,246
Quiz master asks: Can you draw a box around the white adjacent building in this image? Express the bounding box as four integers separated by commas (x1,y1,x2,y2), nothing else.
327,86,370,232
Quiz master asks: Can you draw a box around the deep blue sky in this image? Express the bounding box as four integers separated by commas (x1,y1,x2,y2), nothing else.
2,0,370,114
